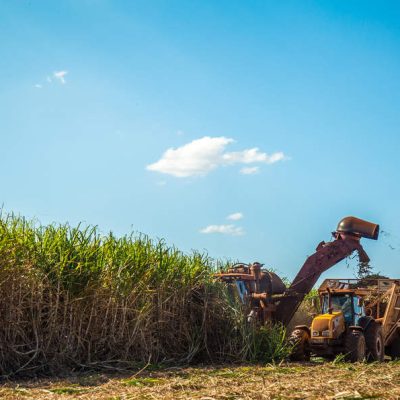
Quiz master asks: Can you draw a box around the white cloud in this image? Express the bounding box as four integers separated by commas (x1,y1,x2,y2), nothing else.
147,136,285,178
34,84,42,89
200,224,244,236
240,166,259,175
54,70,68,84
227,212,243,221
147,136,233,178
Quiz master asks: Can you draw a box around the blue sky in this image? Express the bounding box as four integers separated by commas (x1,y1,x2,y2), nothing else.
1,0,400,281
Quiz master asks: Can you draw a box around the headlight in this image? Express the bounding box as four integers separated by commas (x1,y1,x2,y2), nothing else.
312,331,319,337
322,330,330,337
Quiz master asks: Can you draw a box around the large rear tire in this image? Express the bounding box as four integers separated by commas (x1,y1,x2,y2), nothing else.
364,322,384,362
387,338,400,360
345,330,366,363
289,329,310,361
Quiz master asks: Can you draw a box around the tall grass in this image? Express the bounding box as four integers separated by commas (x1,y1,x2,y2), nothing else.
0,212,290,376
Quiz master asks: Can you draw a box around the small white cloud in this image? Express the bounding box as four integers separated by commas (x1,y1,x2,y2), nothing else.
34,84,42,89
176,130,185,136
47,76,52,83
156,180,167,186
200,224,244,236
268,152,287,163
240,166,259,175
223,148,283,164
147,136,286,178
54,70,68,84
227,212,243,221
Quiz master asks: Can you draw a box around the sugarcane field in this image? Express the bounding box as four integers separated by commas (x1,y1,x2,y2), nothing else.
2,1,400,399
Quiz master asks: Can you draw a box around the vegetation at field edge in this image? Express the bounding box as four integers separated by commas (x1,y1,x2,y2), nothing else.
0,212,290,377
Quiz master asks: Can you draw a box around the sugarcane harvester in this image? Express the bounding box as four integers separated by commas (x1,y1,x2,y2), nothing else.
215,216,379,330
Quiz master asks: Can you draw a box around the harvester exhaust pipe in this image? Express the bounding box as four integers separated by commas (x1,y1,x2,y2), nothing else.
336,216,379,240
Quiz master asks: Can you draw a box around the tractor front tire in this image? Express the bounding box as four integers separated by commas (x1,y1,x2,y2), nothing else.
289,329,310,362
345,330,366,363
365,322,384,362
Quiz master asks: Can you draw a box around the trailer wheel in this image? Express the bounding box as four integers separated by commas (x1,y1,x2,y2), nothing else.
387,338,400,360
364,322,384,362
345,330,366,362
289,329,310,361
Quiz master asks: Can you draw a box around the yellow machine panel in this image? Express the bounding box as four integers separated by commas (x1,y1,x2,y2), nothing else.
311,312,345,339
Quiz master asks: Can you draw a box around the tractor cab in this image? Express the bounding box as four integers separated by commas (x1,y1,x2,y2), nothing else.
320,292,365,326
310,290,366,342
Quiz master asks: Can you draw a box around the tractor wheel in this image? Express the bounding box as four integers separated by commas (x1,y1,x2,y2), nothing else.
364,322,384,362
289,329,310,361
344,330,366,363
387,338,400,360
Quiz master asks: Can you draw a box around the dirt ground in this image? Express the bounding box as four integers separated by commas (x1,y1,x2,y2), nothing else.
1,361,399,400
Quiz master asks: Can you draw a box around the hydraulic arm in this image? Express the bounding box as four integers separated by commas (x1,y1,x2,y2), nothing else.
274,231,372,326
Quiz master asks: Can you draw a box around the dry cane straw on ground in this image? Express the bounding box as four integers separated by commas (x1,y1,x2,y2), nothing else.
1,362,400,399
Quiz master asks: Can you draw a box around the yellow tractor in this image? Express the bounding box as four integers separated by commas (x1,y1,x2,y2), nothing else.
290,278,400,362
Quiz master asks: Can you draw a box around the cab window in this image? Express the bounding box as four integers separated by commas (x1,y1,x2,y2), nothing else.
353,296,365,325
322,294,353,323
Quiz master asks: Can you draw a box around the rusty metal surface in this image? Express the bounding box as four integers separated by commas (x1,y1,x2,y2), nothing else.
319,278,400,293
215,262,286,322
337,216,379,240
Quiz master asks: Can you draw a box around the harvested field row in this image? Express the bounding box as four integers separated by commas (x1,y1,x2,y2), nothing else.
1,361,399,399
